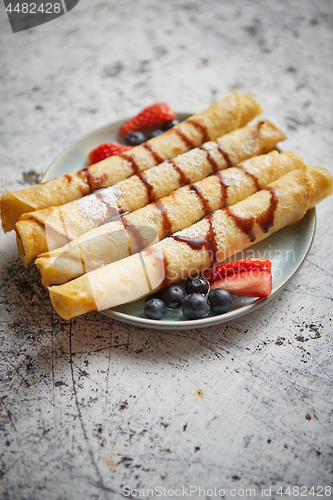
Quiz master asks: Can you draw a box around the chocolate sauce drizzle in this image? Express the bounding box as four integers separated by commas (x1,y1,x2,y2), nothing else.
154,199,173,237
171,234,207,250
205,216,219,263
216,142,233,168
143,143,164,164
78,167,93,194
236,164,261,191
137,171,156,203
64,174,73,183
120,153,140,175
186,119,209,143
171,216,218,264
120,218,145,254
169,160,192,186
225,208,256,242
173,129,196,149
199,145,220,173
258,186,278,233
217,173,230,208
225,185,279,241
189,184,211,215
94,191,121,222
78,169,109,194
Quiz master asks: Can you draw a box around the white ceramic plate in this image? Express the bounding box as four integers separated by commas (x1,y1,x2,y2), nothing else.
43,114,316,330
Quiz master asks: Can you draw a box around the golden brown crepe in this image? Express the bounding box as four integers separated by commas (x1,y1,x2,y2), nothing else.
1,92,262,232
48,165,333,320
36,150,302,287
15,119,285,265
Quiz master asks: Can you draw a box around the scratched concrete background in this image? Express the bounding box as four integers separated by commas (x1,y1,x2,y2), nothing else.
0,1,333,499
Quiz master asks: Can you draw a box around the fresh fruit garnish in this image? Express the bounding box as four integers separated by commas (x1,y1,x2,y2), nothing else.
120,102,176,136
87,143,132,166
202,258,271,282
185,276,210,295
143,259,272,321
204,258,272,298
182,293,210,320
163,284,186,309
208,288,233,314
144,298,166,320
124,131,146,146
210,271,272,297
162,119,180,131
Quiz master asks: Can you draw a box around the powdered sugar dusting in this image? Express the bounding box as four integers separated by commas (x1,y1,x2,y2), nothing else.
76,195,109,221
99,185,122,207
76,186,121,221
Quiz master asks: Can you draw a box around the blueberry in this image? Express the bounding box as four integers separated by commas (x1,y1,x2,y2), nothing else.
148,129,164,139
163,284,186,309
208,288,233,314
162,119,180,131
124,131,146,146
144,298,166,320
185,276,210,295
182,293,210,320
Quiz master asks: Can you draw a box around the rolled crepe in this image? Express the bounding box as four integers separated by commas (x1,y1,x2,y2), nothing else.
1,92,262,232
36,150,303,286
15,119,285,264
49,165,333,319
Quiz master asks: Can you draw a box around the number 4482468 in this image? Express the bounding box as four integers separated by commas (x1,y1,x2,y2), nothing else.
277,485,332,496
6,3,62,14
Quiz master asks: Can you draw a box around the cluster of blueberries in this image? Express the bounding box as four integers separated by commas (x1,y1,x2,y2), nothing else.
124,120,180,146
144,276,233,321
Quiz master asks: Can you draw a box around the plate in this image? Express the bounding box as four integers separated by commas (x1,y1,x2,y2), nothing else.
43,114,316,330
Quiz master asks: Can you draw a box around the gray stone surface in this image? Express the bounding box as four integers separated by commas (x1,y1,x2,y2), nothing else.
0,1,333,499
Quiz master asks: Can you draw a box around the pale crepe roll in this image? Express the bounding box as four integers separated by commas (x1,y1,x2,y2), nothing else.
16,119,285,265
36,150,302,287
1,92,262,232
49,166,333,320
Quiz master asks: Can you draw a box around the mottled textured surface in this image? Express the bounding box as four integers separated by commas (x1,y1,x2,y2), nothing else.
1,1,333,499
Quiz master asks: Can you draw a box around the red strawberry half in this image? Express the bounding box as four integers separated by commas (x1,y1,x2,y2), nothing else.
203,258,272,298
120,102,176,136
87,143,132,166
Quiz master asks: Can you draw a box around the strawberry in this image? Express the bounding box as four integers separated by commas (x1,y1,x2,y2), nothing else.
203,258,272,298
120,102,176,137
87,143,132,166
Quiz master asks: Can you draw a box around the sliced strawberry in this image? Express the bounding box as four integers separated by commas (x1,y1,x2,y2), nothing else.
210,270,272,297
202,258,272,298
120,102,176,137
202,258,271,283
87,143,132,166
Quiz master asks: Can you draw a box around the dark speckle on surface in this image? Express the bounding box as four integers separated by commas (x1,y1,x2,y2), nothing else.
102,61,124,78
243,22,259,37
22,170,42,185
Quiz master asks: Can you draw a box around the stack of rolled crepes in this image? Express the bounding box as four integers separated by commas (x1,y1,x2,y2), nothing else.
16,118,285,264
1,91,332,320
1,91,261,232
48,165,333,319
